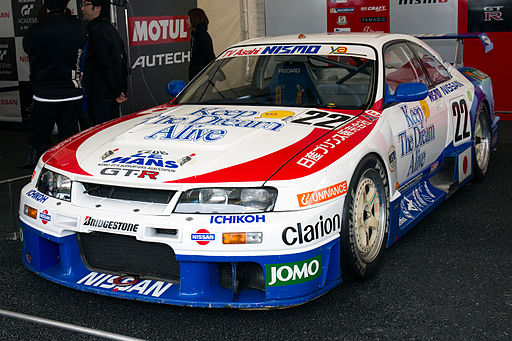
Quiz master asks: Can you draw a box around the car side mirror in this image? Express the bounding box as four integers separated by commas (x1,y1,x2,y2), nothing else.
385,82,428,104
167,80,186,97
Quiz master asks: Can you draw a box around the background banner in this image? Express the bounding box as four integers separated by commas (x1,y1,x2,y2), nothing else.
468,0,512,32
327,0,390,33
116,1,195,114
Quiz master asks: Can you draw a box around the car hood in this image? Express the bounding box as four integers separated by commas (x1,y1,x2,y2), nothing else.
42,105,356,185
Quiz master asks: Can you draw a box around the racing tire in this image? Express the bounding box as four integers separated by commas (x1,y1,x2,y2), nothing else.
340,155,389,281
473,104,491,182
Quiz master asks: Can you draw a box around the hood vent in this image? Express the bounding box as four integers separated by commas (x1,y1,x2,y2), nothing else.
82,182,176,204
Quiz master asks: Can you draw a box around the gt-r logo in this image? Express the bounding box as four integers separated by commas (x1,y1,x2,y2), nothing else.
100,167,159,180
484,6,503,21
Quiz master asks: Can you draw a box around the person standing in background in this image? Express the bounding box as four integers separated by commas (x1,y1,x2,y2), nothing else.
19,0,86,169
81,0,127,126
187,8,215,81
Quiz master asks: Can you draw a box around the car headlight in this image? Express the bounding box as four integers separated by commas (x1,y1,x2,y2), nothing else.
174,187,277,213
37,168,72,201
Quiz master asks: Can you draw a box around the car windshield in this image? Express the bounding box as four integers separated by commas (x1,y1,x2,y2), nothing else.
175,45,375,110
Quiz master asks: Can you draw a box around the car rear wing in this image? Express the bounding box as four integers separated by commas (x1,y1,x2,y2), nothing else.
414,33,493,67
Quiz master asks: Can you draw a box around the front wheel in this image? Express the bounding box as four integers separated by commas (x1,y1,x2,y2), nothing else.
473,104,491,181
341,155,389,281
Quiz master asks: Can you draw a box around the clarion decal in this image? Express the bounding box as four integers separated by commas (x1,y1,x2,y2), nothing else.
128,16,189,46
282,214,341,245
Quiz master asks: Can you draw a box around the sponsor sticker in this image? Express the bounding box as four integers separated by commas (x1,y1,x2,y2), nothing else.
256,110,295,120
388,147,397,172
77,272,172,297
330,8,355,13
39,210,51,225
128,15,189,46
191,229,215,245
296,181,347,207
100,167,159,179
83,216,139,233
210,215,265,224
336,16,347,25
25,189,49,203
266,255,321,286
282,214,341,245
329,46,348,54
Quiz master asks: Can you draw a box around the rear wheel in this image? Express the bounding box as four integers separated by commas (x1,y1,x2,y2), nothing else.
341,155,389,280
473,104,491,181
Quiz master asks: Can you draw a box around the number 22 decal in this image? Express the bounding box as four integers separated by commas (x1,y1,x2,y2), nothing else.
452,98,470,144
290,111,350,129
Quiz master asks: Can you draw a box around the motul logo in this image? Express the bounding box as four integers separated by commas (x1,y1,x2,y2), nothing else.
128,16,189,46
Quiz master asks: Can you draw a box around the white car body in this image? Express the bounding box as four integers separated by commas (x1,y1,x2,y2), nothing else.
19,33,498,308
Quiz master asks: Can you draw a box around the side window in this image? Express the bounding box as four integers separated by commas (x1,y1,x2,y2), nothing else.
409,43,451,85
384,42,429,95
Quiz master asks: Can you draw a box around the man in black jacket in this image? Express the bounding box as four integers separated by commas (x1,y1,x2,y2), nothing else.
81,0,127,126
20,0,86,168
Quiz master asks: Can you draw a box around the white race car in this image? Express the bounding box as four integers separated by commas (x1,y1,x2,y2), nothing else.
19,33,498,308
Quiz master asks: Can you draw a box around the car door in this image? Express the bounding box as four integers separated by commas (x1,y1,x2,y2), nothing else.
409,42,471,149
382,41,449,186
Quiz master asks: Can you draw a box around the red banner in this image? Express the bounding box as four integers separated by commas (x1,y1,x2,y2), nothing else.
128,16,190,46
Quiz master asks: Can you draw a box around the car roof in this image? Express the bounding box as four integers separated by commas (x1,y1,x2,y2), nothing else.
231,33,421,50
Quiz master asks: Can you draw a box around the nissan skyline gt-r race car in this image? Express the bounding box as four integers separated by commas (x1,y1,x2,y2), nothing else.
19,33,499,309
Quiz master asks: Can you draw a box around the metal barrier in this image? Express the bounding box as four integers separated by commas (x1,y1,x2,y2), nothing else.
0,175,31,240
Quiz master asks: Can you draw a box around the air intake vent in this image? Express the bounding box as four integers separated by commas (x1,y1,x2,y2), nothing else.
77,232,180,283
82,182,175,204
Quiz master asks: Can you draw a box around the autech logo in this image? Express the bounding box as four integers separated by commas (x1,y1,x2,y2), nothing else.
0,50,6,61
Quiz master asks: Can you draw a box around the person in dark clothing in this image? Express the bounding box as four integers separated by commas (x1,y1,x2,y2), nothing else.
81,0,127,126
19,0,86,169
187,8,215,80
